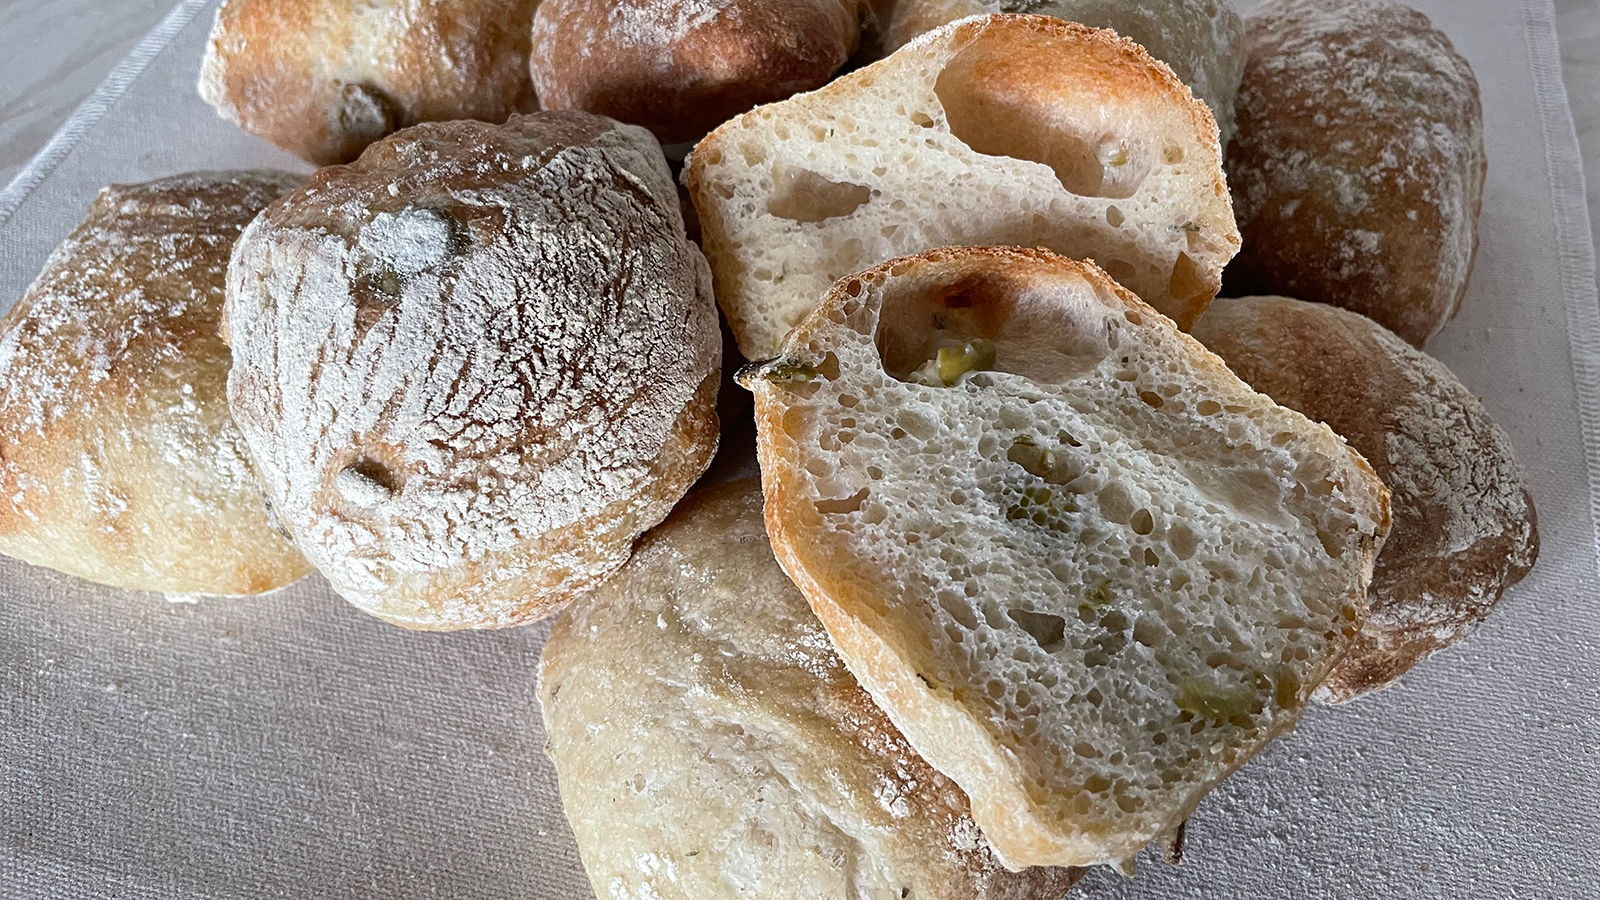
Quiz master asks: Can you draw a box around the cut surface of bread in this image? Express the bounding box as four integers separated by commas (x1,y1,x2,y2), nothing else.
740,247,1389,868
687,13,1240,360
1193,296,1537,701
539,479,1082,900
0,171,311,596
884,0,1245,145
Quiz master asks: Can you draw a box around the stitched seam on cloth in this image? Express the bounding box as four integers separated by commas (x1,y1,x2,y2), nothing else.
1524,0,1600,572
0,0,215,228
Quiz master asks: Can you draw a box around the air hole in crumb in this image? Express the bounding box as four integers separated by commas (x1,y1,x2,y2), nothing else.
1163,144,1185,164
766,164,871,223
1009,609,1067,653
814,487,870,515
934,43,1150,198
1140,390,1164,408
1197,399,1222,416
1130,508,1155,535
1168,252,1211,306
1102,259,1137,284
1106,205,1125,227
911,111,935,128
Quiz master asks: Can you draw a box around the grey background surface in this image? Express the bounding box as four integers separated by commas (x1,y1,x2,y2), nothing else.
1,1,1597,898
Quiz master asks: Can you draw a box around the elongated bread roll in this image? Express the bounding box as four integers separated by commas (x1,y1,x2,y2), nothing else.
883,0,1245,145
530,0,875,146
225,112,720,630
687,13,1240,360
739,247,1389,868
1192,296,1537,702
0,171,311,596
199,0,538,165
1224,0,1485,347
540,478,1083,899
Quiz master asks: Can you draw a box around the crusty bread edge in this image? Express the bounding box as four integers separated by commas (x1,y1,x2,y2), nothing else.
749,247,1388,867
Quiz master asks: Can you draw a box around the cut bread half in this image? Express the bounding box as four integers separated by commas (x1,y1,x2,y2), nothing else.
687,13,1240,360
738,247,1389,869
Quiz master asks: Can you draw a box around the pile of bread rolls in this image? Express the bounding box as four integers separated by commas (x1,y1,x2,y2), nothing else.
0,0,1538,892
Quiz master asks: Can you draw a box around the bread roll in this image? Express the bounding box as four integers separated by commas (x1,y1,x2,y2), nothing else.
1192,296,1538,702
1224,0,1485,347
539,478,1083,899
530,0,874,146
687,13,1240,360
199,0,538,165
883,0,1245,145
225,112,720,630
0,171,311,596
738,247,1390,868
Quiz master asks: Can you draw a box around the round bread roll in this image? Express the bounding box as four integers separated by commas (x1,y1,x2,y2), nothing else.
199,0,538,165
739,247,1388,868
687,13,1241,360
529,0,874,146
1192,296,1538,702
883,0,1245,145
0,171,311,596
539,478,1083,899
1224,0,1485,348
225,112,721,630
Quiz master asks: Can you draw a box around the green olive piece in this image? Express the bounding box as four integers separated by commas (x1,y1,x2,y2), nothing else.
936,338,997,385
1174,678,1258,720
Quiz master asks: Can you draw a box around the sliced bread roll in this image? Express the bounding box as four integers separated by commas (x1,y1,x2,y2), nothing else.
539,479,1082,899
1192,296,1538,701
738,247,1389,868
883,0,1246,145
687,13,1240,360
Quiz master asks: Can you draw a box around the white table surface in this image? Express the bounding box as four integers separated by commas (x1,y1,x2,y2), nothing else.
3,0,1596,273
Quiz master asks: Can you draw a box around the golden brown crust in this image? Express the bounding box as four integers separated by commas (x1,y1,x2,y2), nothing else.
0,171,311,595
1192,296,1537,701
1224,0,1485,347
530,0,869,145
225,113,721,629
199,0,537,165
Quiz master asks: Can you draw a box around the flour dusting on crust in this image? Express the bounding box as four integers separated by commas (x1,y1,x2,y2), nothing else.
226,113,720,629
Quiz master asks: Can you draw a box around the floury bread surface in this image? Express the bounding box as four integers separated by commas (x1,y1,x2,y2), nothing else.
539,479,1083,899
687,13,1240,359
0,171,310,596
225,112,720,630
740,247,1389,868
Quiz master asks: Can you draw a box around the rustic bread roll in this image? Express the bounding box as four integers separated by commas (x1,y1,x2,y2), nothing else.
0,171,311,596
1192,296,1538,702
883,0,1245,145
1224,0,1485,347
540,478,1083,899
687,13,1240,360
225,112,720,630
738,247,1389,868
530,0,875,146
199,0,538,165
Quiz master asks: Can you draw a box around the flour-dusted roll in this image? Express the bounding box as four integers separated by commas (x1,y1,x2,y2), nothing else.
225,112,721,630
739,247,1389,869
1224,0,1485,347
883,0,1245,145
530,0,877,147
687,14,1240,361
0,171,311,596
199,0,538,165
1192,297,1538,702
540,478,1083,899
